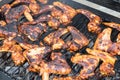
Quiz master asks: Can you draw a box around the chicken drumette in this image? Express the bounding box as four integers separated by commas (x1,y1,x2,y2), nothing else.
1,3,34,23
86,48,116,75
44,28,68,50
66,26,89,51
76,9,102,34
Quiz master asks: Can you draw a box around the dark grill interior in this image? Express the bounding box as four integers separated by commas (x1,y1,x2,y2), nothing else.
0,0,120,80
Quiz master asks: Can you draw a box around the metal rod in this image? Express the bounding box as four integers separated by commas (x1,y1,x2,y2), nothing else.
72,0,120,18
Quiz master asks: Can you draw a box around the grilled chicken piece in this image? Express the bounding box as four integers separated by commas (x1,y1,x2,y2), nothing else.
53,77,73,80
53,2,77,25
29,3,40,14
0,39,25,65
40,52,71,80
44,28,68,50
93,28,112,52
86,48,116,75
76,9,102,34
10,44,25,65
11,0,37,7
0,22,17,40
103,22,120,31
71,53,99,79
93,28,120,55
23,46,51,72
5,5,33,23
66,26,89,51
18,23,47,41
38,0,48,4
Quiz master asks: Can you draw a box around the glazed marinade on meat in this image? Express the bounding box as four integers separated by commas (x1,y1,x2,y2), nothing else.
0,0,119,80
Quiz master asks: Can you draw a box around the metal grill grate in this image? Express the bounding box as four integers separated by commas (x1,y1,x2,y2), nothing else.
0,0,120,80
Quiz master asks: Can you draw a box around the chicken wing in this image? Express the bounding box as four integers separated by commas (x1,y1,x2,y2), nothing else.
10,44,26,65
40,52,71,80
71,53,99,79
5,5,33,23
44,28,68,50
18,23,47,41
23,46,51,72
103,22,120,31
93,28,112,52
93,28,120,56
86,48,116,75
53,2,77,25
0,22,17,40
76,9,102,33
66,26,89,51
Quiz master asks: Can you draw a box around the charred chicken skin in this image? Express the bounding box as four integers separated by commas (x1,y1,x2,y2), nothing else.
93,28,120,55
86,48,116,75
53,1,77,25
4,5,33,23
66,26,89,51
76,9,102,33
103,22,120,31
44,28,68,50
0,39,25,65
18,23,47,41
23,46,52,72
71,53,99,79
40,52,71,80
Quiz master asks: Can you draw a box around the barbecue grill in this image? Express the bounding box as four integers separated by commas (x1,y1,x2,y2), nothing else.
0,0,120,80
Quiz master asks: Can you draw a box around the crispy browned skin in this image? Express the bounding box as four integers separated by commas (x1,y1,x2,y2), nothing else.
86,48,116,75
71,53,99,79
93,28,120,56
23,46,51,72
10,44,25,65
40,52,71,80
103,22,120,31
19,23,47,41
67,26,89,51
38,0,48,4
93,28,112,52
53,2,77,25
29,3,40,14
5,5,33,23
76,9,101,34
0,39,25,65
44,28,68,50
53,77,73,80
11,0,37,7
0,22,17,40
